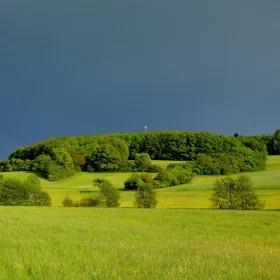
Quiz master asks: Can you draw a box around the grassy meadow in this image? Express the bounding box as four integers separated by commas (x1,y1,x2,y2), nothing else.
0,157,279,279
2,156,279,209
0,208,279,280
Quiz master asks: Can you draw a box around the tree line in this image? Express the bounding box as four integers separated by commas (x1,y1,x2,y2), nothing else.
0,131,267,181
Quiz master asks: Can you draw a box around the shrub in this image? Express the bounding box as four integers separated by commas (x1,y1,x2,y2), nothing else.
211,175,265,210
134,153,152,171
69,150,86,169
62,197,74,207
154,165,194,188
34,154,75,181
139,173,154,184
195,154,245,175
79,196,102,207
0,176,51,206
124,174,143,191
124,173,154,191
146,164,162,173
0,178,30,205
135,183,157,208
86,142,128,172
29,192,51,206
94,179,120,207
25,175,41,193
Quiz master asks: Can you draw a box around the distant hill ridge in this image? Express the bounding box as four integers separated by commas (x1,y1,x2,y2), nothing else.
0,130,268,181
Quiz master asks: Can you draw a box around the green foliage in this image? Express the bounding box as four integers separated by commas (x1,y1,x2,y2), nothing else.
86,140,129,172
124,173,154,191
62,197,74,207
134,153,152,171
69,150,86,169
7,131,267,180
146,164,162,173
194,153,257,175
0,178,30,205
154,165,194,188
25,175,42,193
94,179,120,207
211,175,265,210
79,196,102,207
0,176,51,206
29,192,52,206
273,129,280,155
135,183,157,208
124,174,144,191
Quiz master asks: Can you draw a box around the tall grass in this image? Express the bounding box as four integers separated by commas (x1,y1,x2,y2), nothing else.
0,207,279,280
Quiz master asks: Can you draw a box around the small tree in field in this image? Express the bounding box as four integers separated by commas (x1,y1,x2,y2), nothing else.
134,153,152,171
211,175,264,210
135,183,157,208
93,179,120,207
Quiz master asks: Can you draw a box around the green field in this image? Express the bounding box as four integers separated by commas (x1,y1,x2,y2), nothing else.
2,157,279,209
0,208,279,280
0,157,279,279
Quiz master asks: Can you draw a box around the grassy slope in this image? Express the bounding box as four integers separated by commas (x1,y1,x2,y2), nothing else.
0,159,279,279
1,157,280,209
0,208,279,280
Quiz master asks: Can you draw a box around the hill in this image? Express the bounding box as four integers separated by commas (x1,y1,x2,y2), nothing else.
1,156,279,209
1,131,267,182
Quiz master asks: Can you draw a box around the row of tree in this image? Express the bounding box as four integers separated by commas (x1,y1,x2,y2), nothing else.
1,131,267,181
63,178,157,209
62,175,264,210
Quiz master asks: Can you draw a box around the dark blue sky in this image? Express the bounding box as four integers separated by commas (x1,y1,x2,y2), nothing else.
1,0,280,158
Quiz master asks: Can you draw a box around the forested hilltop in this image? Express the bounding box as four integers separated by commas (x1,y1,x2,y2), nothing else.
0,131,268,181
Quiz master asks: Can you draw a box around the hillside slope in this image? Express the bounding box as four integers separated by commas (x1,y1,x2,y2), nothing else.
1,156,279,209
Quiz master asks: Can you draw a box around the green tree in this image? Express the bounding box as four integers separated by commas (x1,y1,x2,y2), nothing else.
211,175,264,210
134,153,152,171
135,183,157,208
124,174,144,190
87,144,123,172
273,129,280,155
94,179,120,207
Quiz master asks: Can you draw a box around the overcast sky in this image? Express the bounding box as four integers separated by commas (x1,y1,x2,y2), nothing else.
1,0,280,158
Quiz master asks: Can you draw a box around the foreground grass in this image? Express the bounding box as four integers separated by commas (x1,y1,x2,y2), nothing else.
0,207,279,280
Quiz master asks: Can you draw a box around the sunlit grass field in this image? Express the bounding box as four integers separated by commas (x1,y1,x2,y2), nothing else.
0,207,279,280
0,157,279,279
1,156,280,209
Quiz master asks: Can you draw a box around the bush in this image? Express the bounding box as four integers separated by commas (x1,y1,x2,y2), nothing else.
34,154,75,181
25,175,41,193
0,178,30,205
139,173,154,184
79,196,102,207
86,141,129,172
94,179,120,207
62,197,74,207
124,173,154,191
29,192,51,206
0,176,51,206
69,150,86,169
195,154,246,175
124,174,144,191
134,153,152,171
154,165,194,188
146,164,162,173
211,175,265,210
135,183,157,208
